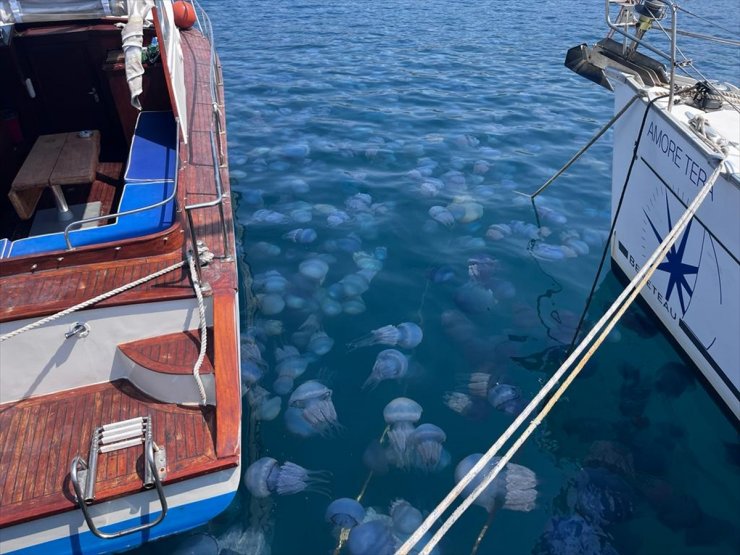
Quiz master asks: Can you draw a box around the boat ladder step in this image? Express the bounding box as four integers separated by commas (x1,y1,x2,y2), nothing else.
70,415,170,539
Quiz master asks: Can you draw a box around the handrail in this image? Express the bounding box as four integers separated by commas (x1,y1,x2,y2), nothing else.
70,440,169,540
62,123,181,250
181,0,232,270
605,0,740,111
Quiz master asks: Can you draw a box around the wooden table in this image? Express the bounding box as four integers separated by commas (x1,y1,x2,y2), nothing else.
8,130,100,221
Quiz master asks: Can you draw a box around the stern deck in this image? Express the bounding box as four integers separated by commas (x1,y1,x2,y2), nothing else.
0,379,237,528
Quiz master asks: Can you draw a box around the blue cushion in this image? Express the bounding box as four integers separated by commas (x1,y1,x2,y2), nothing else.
0,238,9,258
124,111,177,182
8,182,175,258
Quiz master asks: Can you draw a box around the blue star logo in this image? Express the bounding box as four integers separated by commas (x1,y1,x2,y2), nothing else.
644,194,698,314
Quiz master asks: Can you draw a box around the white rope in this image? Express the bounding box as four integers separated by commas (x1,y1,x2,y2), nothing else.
0,260,186,342
187,250,209,405
398,157,727,555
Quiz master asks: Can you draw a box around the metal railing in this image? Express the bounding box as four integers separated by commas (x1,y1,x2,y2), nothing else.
604,0,740,111
183,0,232,279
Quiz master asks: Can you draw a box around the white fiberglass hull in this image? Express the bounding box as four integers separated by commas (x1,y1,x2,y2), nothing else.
609,78,740,419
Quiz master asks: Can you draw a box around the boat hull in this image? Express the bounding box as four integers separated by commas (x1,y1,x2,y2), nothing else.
610,80,740,419
0,467,239,554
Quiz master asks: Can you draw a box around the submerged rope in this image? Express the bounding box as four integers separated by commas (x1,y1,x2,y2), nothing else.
397,158,727,555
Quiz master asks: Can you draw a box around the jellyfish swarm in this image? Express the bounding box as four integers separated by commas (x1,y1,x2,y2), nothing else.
244,457,329,498
454,453,538,514
383,397,423,469
284,380,341,437
348,322,423,351
363,349,409,389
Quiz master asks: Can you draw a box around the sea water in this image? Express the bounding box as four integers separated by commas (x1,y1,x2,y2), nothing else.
137,1,740,554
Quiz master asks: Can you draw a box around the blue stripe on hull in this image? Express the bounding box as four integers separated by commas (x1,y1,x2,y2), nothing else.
8,491,235,555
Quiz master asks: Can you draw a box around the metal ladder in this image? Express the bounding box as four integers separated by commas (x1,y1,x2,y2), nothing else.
70,416,169,539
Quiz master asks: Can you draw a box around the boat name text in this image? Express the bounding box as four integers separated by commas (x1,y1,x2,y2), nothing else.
645,121,708,191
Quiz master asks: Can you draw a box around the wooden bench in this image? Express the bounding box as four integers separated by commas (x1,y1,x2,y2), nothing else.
8,131,100,220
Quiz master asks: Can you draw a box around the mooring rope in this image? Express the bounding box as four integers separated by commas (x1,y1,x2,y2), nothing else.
396,158,727,555
0,259,186,342
187,249,210,405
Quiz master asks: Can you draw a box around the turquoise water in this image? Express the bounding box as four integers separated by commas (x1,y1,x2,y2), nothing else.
140,1,739,554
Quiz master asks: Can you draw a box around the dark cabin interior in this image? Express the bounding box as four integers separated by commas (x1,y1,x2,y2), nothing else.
0,21,171,242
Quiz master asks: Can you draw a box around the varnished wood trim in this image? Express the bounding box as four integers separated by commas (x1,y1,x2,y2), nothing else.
118,329,215,375
212,293,240,458
0,224,184,277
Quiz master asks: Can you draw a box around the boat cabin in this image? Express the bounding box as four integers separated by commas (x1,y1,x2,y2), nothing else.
0,5,178,262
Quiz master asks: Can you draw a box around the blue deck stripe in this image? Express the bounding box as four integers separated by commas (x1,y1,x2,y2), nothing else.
6,490,235,555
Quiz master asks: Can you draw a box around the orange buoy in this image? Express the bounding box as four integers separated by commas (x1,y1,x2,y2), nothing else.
173,1,196,30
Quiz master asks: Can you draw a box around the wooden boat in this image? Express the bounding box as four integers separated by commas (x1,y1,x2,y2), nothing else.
0,1,241,552
567,0,739,419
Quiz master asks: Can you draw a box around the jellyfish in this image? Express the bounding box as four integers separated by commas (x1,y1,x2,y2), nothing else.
283,228,318,244
308,330,334,356
343,297,367,315
487,384,526,416
454,454,538,514
243,457,329,498
465,372,495,398
363,439,390,474
353,251,383,271
530,243,566,262
346,193,373,212
326,498,366,530
409,423,450,473
291,314,321,350
347,520,395,555
486,223,512,241
299,258,330,283
363,349,408,389
284,380,341,437
253,270,288,293
533,515,618,555
348,322,423,351
256,293,285,316
240,336,267,385
571,467,634,526
245,385,282,421
389,499,423,536
338,272,372,297
428,206,455,228
448,200,484,223
443,391,488,420
250,241,281,258
250,208,289,225
454,281,496,314
273,346,309,395
383,397,423,468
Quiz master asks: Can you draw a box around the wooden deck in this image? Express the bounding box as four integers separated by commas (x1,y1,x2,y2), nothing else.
0,379,237,528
